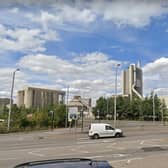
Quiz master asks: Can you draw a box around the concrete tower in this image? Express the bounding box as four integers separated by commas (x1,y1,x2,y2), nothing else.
122,63,143,99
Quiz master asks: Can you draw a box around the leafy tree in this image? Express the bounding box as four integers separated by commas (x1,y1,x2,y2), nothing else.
93,93,167,121
93,97,107,118
53,104,66,127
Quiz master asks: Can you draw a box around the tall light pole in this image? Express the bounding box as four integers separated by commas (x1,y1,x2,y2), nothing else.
65,85,69,128
152,89,156,124
152,90,155,124
114,64,120,128
7,68,20,132
106,96,108,116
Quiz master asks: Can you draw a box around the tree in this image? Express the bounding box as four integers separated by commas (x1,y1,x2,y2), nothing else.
93,97,107,119
53,104,66,127
93,93,167,121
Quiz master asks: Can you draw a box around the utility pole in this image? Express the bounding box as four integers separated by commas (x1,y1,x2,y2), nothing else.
114,64,120,128
7,68,20,132
65,85,69,128
81,107,84,133
161,100,164,125
152,90,155,124
50,110,54,130
107,96,108,117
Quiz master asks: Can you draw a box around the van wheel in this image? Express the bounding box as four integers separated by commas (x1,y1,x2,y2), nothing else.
93,134,99,139
115,133,120,138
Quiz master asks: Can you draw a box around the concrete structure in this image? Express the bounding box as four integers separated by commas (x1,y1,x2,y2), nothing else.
0,98,10,107
159,96,168,108
68,96,92,118
17,87,65,108
122,63,143,99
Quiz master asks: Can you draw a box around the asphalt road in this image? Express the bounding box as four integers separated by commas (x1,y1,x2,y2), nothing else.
1,125,168,168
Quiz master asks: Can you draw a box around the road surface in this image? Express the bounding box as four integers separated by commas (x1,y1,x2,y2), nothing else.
0,125,168,168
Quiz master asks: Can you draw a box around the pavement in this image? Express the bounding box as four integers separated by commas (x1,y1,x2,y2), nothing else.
1,124,168,168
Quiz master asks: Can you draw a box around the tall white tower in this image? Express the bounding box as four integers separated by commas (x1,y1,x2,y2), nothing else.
122,63,143,99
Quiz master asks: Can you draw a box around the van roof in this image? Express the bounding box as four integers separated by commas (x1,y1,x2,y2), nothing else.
91,123,110,125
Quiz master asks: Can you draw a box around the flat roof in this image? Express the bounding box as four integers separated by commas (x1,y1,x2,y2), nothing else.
19,87,65,94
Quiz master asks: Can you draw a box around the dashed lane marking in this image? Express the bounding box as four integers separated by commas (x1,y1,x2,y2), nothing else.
140,140,144,145
109,157,143,164
105,143,116,147
88,156,104,159
28,151,45,157
76,141,96,144
127,157,144,164
0,157,18,161
78,138,89,140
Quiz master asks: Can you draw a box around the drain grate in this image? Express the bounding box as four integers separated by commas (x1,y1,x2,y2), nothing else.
141,146,166,152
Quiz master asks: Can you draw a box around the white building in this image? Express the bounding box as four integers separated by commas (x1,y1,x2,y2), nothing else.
122,63,143,99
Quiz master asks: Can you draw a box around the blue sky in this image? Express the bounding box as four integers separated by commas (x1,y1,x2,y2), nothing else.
1,0,168,103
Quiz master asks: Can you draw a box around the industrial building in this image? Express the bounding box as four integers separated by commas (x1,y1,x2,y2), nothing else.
0,98,10,107
68,96,92,118
122,62,143,99
17,87,65,108
159,96,168,108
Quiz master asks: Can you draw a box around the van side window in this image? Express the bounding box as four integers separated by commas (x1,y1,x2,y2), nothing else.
105,125,114,130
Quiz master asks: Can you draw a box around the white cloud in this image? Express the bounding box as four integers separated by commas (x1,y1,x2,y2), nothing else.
74,52,108,63
97,0,168,28
0,1,168,30
17,52,122,103
3,54,168,104
26,6,96,28
23,1,168,29
0,68,28,99
0,24,60,53
143,57,168,95
10,7,19,13
143,57,168,74
18,52,121,79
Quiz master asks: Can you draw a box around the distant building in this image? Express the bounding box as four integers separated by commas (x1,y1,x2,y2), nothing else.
17,87,65,108
68,96,92,118
159,96,168,108
0,98,10,107
122,63,143,99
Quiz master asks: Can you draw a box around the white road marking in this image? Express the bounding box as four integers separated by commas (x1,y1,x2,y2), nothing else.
70,148,76,151
78,138,89,140
103,140,113,143
114,154,128,157
110,157,143,164
0,157,18,161
77,141,95,144
82,151,89,153
28,151,45,157
112,146,126,150
88,156,104,159
105,143,117,148
140,140,144,145
127,157,143,164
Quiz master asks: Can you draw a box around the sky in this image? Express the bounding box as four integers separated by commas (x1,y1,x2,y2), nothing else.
0,0,168,104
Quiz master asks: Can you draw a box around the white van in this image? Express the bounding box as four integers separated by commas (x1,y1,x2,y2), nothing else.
89,123,123,139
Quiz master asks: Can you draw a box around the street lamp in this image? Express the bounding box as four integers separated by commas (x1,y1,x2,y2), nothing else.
49,110,54,130
65,85,69,128
7,68,20,132
114,64,120,128
152,89,155,124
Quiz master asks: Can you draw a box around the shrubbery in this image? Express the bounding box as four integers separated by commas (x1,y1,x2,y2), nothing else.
93,93,168,121
0,104,66,133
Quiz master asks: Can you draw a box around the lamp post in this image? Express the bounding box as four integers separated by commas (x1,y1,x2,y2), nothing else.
7,68,20,132
114,64,120,128
65,85,69,128
152,90,155,124
49,110,54,130
106,96,108,116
